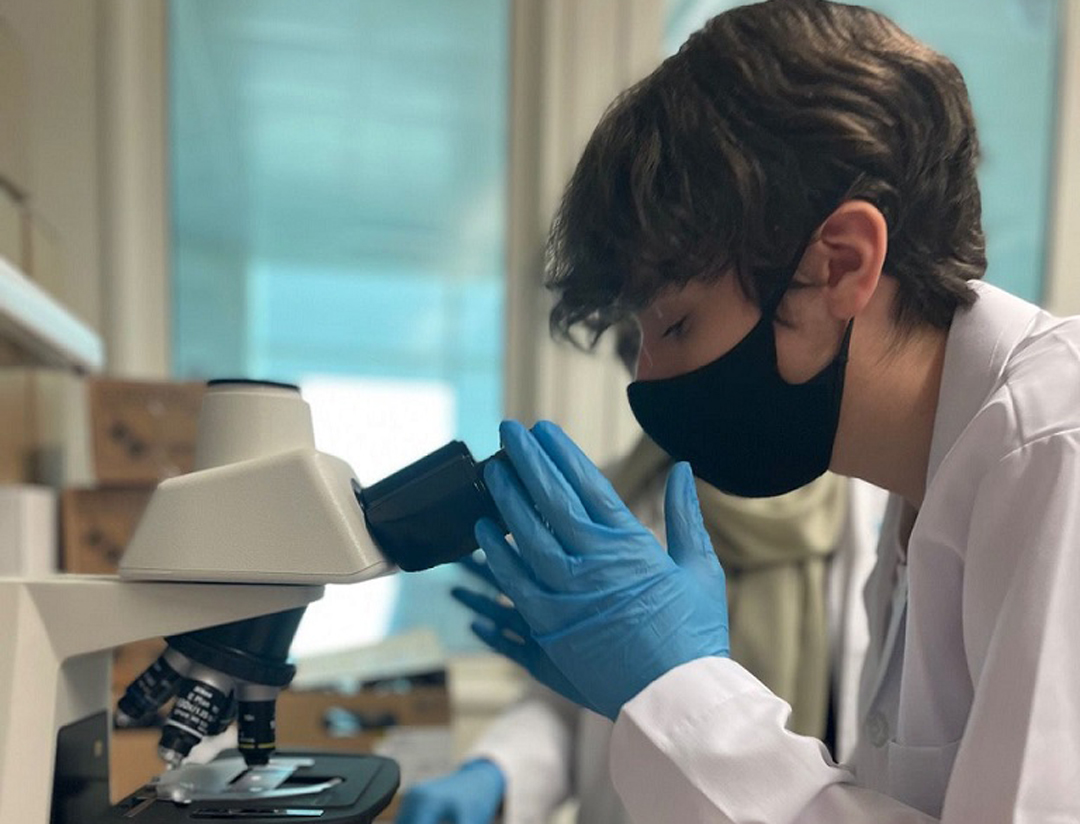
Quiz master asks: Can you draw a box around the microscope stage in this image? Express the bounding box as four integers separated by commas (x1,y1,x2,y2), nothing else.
97,752,399,823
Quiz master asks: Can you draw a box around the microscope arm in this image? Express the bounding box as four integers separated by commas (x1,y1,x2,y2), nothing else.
0,575,320,824
97,381,506,806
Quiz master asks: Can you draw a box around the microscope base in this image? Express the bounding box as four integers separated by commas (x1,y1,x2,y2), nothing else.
98,752,400,823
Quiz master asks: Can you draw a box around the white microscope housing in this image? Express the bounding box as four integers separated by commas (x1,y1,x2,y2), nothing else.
119,379,391,584
0,380,394,824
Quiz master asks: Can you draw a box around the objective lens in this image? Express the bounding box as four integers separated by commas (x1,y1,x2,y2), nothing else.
237,699,277,766
115,649,188,728
207,691,238,736
159,674,233,767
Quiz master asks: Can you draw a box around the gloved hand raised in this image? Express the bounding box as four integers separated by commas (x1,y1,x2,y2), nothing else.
453,556,592,711
394,759,505,824
466,420,730,721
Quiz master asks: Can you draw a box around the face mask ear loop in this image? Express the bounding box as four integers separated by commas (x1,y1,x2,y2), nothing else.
757,278,789,373
760,222,822,320
756,227,825,373
761,282,788,320
835,317,855,365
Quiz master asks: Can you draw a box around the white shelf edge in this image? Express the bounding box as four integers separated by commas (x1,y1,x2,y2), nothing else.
0,255,104,373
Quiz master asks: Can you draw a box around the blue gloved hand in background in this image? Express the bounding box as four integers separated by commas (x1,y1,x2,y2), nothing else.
394,758,505,824
463,420,730,722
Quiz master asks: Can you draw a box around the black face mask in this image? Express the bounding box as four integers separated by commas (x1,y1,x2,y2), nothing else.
627,286,852,498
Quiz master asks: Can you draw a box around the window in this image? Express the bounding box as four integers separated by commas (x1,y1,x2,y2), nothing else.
169,0,509,655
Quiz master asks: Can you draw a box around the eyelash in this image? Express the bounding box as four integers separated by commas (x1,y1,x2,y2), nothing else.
662,316,689,339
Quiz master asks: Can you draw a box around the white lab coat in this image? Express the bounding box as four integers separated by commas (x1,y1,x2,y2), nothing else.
466,406,885,823
608,281,1080,822
467,688,626,824
466,478,885,824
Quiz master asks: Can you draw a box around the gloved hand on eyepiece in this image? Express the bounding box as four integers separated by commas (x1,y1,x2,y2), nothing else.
394,758,505,824
462,420,730,722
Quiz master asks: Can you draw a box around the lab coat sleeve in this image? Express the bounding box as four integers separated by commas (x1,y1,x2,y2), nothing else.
940,432,1080,819
466,681,579,824
609,435,1080,823
610,659,938,823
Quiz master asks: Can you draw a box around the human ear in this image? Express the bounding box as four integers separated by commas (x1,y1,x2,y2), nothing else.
814,200,888,320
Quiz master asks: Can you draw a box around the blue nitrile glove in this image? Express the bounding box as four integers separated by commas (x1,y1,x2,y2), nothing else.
453,556,591,710
468,419,730,721
394,759,505,824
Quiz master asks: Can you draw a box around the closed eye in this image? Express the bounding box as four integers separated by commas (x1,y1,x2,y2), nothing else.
661,315,690,339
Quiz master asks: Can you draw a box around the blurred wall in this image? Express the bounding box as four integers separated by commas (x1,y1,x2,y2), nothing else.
0,0,103,485
505,0,663,466
0,0,102,324
0,0,168,484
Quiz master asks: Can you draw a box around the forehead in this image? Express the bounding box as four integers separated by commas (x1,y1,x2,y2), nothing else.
637,275,748,321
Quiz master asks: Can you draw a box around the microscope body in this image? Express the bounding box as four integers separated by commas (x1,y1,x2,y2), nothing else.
0,381,391,824
120,380,392,585
0,379,500,823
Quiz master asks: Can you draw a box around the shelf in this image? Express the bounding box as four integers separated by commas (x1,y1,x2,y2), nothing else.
0,255,104,372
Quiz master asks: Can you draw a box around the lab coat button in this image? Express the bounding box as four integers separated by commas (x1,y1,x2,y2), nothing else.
866,711,889,748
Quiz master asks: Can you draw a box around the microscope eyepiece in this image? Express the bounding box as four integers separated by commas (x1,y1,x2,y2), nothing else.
359,442,508,571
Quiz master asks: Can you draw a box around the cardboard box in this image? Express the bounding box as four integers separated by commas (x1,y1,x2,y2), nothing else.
0,18,30,197
88,379,206,486
276,683,451,750
0,184,22,268
109,727,161,803
0,371,36,483
60,486,153,573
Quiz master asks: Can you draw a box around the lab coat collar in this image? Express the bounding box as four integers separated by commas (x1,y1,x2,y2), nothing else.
925,281,1042,490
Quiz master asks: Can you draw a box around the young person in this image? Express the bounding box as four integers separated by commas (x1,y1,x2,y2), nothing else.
455,0,1080,820
397,435,850,824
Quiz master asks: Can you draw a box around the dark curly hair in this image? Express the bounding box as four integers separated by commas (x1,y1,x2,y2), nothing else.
547,0,986,344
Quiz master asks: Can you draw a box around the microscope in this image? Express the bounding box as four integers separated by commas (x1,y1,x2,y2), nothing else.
0,379,506,824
